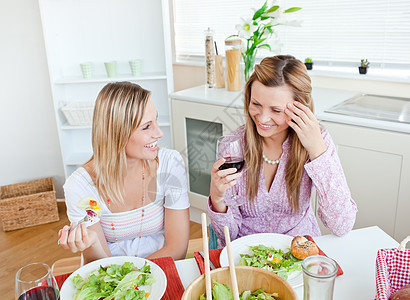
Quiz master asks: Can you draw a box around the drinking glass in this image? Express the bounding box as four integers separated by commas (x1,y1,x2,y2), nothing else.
16,262,60,300
216,135,245,206
301,255,338,300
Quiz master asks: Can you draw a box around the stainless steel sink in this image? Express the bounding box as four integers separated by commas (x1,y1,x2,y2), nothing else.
326,94,410,124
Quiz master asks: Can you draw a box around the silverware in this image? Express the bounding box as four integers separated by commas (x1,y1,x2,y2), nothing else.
199,250,216,270
57,215,89,245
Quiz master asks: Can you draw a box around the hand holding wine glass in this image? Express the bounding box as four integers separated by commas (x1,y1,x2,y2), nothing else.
210,135,245,210
16,262,59,300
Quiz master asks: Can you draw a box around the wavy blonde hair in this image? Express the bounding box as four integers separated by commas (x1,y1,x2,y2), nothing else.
88,81,152,204
244,55,313,213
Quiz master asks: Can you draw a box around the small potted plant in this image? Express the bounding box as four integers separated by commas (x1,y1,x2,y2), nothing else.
359,59,370,74
304,58,313,70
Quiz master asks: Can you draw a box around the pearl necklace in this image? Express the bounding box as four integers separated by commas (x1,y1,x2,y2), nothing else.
262,152,280,165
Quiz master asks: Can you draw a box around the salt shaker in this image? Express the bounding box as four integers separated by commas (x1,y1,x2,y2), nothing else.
204,28,215,88
301,255,338,300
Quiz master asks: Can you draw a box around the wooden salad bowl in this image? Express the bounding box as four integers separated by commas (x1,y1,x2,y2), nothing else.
181,266,297,299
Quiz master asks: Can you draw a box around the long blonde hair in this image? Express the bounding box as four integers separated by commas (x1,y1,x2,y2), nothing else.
244,55,313,213
88,81,151,204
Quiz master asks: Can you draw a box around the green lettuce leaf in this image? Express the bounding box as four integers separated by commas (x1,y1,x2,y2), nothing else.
212,278,234,300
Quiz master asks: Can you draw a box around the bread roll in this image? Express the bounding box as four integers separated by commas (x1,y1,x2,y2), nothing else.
291,236,319,260
390,284,410,300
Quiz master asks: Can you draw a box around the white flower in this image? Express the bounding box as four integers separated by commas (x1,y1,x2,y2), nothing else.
235,18,257,39
263,7,284,19
232,2,302,80
259,16,273,26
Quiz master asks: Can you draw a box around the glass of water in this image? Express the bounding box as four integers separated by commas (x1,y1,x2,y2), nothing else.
301,255,338,300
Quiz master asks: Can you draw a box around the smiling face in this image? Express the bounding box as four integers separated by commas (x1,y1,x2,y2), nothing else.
125,98,163,161
248,80,294,141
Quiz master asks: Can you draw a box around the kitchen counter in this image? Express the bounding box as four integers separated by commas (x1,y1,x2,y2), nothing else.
170,85,410,134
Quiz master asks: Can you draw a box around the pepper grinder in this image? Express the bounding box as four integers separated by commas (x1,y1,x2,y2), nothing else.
204,27,215,88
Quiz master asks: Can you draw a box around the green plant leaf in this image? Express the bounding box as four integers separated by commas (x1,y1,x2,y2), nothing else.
284,7,302,13
254,37,267,47
260,15,270,21
252,1,268,20
226,34,239,40
267,5,279,13
258,44,272,51
265,25,273,34
253,27,261,37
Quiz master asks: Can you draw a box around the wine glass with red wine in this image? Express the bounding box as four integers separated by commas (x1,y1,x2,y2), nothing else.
216,134,245,206
16,262,59,300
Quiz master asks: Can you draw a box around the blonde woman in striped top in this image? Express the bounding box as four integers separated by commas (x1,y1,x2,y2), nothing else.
58,82,190,263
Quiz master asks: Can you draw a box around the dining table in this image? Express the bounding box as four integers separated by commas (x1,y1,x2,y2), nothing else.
175,226,399,299
55,225,399,299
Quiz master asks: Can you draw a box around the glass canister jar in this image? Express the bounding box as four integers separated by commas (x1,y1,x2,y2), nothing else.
225,37,241,91
204,28,215,88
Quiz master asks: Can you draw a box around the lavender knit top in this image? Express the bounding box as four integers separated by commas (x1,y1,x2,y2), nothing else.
208,126,358,248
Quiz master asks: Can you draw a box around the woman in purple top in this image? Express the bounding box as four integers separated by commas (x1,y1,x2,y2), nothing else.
209,55,358,247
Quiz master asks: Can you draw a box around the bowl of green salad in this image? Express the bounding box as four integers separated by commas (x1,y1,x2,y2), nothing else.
181,266,297,300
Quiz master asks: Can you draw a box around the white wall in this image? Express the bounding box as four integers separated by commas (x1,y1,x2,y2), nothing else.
0,0,65,197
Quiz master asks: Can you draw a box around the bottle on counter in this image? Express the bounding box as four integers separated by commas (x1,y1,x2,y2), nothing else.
204,28,215,88
225,37,241,91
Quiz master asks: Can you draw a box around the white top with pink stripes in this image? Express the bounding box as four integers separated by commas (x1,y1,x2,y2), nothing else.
99,197,166,242
64,148,190,257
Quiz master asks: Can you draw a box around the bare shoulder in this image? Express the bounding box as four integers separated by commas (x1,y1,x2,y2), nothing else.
83,161,96,183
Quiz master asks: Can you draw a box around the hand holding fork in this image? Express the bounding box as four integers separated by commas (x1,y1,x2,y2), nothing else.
57,215,89,245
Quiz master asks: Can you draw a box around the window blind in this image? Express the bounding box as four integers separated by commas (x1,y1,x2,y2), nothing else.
173,0,410,67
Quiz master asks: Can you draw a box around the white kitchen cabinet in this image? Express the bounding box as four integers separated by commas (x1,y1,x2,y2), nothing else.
171,87,244,211
318,121,410,241
39,0,174,179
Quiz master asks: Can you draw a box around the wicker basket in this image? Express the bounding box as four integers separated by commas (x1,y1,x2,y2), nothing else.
0,177,59,231
61,102,94,126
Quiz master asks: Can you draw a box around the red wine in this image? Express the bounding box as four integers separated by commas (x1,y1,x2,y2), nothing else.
219,157,245,172
18,286,59,300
